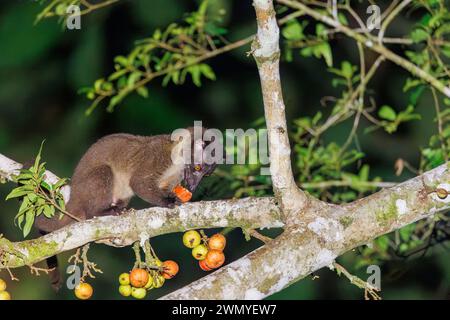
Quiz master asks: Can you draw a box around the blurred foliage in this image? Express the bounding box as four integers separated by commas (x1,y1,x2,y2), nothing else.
0,0,448,299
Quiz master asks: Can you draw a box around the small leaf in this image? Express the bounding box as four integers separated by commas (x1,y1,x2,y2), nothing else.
378,105,397,121
411,28,429,43
282,21,304,40
200,64,216,81
136,86,149,98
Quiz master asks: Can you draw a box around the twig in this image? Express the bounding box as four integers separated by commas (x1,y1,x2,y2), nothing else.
249,229,273,244
6,267,19,281
378,0,412,44
332,262,381,300
29,264,55,276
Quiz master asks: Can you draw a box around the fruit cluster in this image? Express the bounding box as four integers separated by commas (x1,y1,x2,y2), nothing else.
183,230,226,271
118,260,179,299
0,278,11,300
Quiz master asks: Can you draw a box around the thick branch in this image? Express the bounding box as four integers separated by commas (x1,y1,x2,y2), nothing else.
252,0,309,215
161,163,450,299
0,197,283,269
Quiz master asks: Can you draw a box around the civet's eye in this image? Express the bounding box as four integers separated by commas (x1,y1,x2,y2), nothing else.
194,165,202,171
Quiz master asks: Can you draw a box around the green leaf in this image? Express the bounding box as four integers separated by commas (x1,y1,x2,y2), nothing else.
114,55,129,67
136,86,149,98
378,105,397,121
23,210,35,237
200,64,216,80
282,21,304,40
33,140,45,173
188,65,202,87
341,61,353,79
6,185,33,200
127,71,142,88
411,28,429,43
43,205,55,218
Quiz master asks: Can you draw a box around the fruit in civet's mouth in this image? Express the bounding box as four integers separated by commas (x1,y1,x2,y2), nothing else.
208,233,226,251
162,260,179,279
172,185,192,203
74,282,93,300
199,259,213,271
119,285,132,297
0,279,6,291
204,249,225,269
119,273,130,286
183,230,201,249
192,244,208,260
131,287,147,299
129,268,149,288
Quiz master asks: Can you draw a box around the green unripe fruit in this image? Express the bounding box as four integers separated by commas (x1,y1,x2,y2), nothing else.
119,285,132,297
119,273,130,285
131,287,147,299
183,230,201,248
153,274,165,289
192,244,208,260
144,276,154,290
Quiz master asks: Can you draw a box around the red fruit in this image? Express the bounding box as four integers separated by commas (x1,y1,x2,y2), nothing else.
162,260,179,279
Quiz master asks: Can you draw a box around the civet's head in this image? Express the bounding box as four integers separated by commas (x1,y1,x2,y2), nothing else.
171,126,219,192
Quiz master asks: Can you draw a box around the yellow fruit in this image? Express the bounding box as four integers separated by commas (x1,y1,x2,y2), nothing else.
119,273,130,285
0,291,11,300
131,287,147,299
0,279,6,291
74,283,93,300
183,230,201,248
153,274,165,289
144,276,154,290
192,244,208,260
119,285,132,297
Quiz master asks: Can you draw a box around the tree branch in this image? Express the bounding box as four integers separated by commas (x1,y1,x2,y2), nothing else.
161,163,449,299
251,0,310,216
0,196,283,269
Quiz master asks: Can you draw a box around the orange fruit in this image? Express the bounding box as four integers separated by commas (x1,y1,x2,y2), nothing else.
205,249,225,269
208,233,226,251
162,260,179,279
172,185,192,203
199,260,212,271
74,282,93,300
129,268,149,288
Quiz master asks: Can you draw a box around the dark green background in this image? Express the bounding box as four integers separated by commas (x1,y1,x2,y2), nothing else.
0,0,448,299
